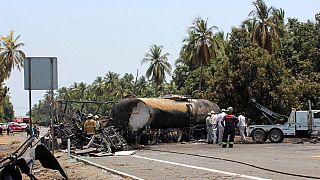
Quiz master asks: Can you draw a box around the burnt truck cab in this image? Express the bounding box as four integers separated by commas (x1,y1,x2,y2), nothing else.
248,108,320,143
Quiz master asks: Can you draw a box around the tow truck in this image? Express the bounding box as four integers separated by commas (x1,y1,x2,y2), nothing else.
247,98,320,143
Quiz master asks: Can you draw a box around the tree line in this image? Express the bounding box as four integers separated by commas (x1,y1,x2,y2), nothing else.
1,0,320,124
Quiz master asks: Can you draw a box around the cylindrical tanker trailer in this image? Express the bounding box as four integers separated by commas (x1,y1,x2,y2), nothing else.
112,96,220,144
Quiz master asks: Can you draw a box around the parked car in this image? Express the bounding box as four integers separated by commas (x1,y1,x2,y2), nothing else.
0,123,8,130
9,123,27,132
18,123,28,129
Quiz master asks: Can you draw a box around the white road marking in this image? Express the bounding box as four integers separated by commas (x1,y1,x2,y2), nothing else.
133,155,271,180
71,155,144,180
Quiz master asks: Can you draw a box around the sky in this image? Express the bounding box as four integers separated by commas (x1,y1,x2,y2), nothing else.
1,0,319,116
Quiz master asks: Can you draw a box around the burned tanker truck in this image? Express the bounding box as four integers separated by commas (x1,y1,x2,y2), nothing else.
112,96,220,144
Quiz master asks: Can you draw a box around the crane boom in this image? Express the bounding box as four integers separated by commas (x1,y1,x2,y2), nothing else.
249,98,288,124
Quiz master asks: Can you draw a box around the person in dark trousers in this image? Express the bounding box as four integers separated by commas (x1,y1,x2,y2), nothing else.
36,126,40,137
26,125,31,137
7,126,10,135
221,107,239,148
33,125,38,138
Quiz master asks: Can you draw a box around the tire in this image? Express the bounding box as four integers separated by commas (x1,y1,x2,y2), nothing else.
268,129,284,143
252,129,267,143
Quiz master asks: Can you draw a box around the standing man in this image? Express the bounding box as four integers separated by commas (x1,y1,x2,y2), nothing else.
84,113,96,136
94,115,100,133
33,125,38,138
238,112,246,143
222,107,239,148
217,109,226,145
7,125,10,136
211,111,218,144
26,124,30,137
206,112,214,144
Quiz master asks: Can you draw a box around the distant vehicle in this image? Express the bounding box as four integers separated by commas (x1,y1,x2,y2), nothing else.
14,117,30,124
18,123,28,129
0,123,8,130
9,123,27,132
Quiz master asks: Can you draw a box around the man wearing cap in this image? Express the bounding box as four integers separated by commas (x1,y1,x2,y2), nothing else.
217,109,226,145
206,111,217,144
222,107,239,148
84,113,96,136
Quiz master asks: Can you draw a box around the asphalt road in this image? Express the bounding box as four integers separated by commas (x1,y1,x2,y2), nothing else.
82,141,320,180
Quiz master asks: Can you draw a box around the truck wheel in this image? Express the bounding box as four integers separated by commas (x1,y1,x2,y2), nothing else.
252,129,267,143
268,129,284,143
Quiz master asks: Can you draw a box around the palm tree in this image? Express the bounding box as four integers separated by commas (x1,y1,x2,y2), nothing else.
242,18,258,34
180,17,220,90
122,73,134,92
104,71,120,99
248,0,281,53
69,82,87,100
57,87,70,100
141,45,172,96
76,82,87,100
69,82,78,99
0,43,5,83
91,76,105,100
0,31,25,80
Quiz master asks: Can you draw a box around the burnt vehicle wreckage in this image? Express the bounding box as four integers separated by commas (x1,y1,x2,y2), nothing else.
53,100,129,156
53,95,220,151
112,95,220,144
0,134,67,180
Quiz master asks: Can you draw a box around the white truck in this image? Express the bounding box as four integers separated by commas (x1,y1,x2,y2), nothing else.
247,99,320,143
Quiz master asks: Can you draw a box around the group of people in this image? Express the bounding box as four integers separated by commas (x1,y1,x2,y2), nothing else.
83,113,101,136
0,125,14,136
206,107,246,148
26,124,40,138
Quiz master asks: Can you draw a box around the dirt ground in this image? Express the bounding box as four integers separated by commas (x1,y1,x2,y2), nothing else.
0,132,126,180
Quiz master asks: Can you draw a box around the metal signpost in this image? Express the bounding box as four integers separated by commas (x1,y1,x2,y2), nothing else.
24,57,58,153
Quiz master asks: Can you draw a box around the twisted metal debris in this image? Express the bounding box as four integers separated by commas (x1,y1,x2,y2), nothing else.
54,100,128,156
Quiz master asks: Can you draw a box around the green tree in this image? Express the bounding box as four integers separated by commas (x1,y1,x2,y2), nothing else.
0,31,25,118
3,96,14,121
57,87,71,100
209,27,290,116
104,71,120,100
180,17,221,90
0,84,9,105
76,82,87,100
275,15,320,109
247,0,282,53
141,45,171,96
91,76,105,100
0,83,9,122
0,31,25,80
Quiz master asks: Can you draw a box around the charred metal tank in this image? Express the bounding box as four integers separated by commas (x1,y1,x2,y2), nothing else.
112,96,220,133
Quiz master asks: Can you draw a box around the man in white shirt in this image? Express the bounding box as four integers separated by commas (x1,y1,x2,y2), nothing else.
206,112,214,144
216,109,226,145
238,113,246,143
211,111,218,144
